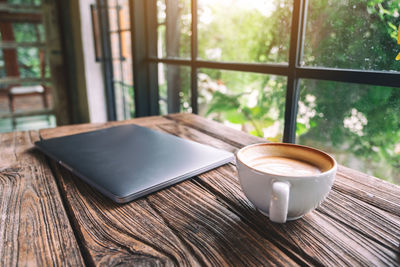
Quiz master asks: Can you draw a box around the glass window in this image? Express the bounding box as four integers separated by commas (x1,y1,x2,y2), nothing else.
17,47,40,78
199,69,287,141
158,64,191,114
113,76,135,120
128,0,400,186
108,0,130,32
107,4,119,33
297,79,400,184
157,0,191,59
109,0,134,120
13,23,39,43
198,0,292,63
303,0,400,71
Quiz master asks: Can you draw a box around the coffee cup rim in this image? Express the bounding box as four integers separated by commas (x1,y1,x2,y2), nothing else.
236,142,337,178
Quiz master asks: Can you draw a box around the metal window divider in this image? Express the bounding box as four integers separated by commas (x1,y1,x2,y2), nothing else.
139,0,400,142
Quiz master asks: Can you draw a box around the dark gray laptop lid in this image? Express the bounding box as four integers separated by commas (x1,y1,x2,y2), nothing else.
35,124,233,203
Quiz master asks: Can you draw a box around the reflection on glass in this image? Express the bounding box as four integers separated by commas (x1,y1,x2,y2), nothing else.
199,69,286,141
297,79,400,184
157,0,191,59
198,0,292,63
304,0,400,71
158,64,191,115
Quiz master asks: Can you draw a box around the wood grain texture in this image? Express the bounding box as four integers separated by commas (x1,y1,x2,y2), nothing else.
156,119,400,266
52,160,300,266
165,114,400,217
51,164,201,266
36,114,400,266
196,167,400,266
44,119,204,266
41,120,300,266
0,131,84,266
335,165,400,215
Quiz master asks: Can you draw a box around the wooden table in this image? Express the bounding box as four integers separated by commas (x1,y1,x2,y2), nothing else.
1,113,399,266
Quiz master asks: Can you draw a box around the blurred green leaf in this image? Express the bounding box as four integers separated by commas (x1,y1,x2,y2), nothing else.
206,91,241,115
224,110,247,124
296,123,308,136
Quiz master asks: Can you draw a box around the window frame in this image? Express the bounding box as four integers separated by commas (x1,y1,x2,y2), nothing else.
130,0,400,143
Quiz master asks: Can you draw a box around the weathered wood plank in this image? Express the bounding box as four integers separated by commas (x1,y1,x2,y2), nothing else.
51,160,301,266
319,189,400,250
157,119,400,266
166,114,400,217
40,118,303,266
0,131,84,266
334,166,400,216
145,178,301,266
37,114,400,266
50,163,201,266
193,166,400,266
41,121,304,265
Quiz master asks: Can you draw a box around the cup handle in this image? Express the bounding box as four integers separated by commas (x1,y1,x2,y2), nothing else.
269,181,290,223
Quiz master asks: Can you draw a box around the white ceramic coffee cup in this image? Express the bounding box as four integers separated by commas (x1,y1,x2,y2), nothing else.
236,143,337,223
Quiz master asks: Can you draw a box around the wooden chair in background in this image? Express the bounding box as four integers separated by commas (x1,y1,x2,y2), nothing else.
7,49,50,113
1,17,49,114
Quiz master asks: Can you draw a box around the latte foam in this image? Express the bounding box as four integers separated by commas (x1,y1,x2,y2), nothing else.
249,156,321,176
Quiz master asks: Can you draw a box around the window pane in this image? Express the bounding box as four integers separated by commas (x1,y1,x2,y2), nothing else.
17,47,40,78
158,64,191,114
198,0,292,63
108,0,130,33
107,4,119,33
157,0,191,59
112,38,135,121
296,80,400,184
303,0,399,71
199,69,286,141
108,0,134,120
13,23,40,43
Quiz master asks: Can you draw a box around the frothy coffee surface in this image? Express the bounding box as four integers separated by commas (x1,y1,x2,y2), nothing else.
249,156,321,176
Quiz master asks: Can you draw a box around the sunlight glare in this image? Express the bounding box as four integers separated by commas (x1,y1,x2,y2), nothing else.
199,0,277,18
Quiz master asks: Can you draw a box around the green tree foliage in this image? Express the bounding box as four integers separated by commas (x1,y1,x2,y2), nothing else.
198,0,400,183
299,0,400,182
197,0,291,141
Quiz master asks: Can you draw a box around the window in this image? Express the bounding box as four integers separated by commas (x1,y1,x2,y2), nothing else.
198,70,287,141
130,0,400,184
197,0,291,63
107,0,135,120
158,64,191,114
0,0,59,131
297,80,400,184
